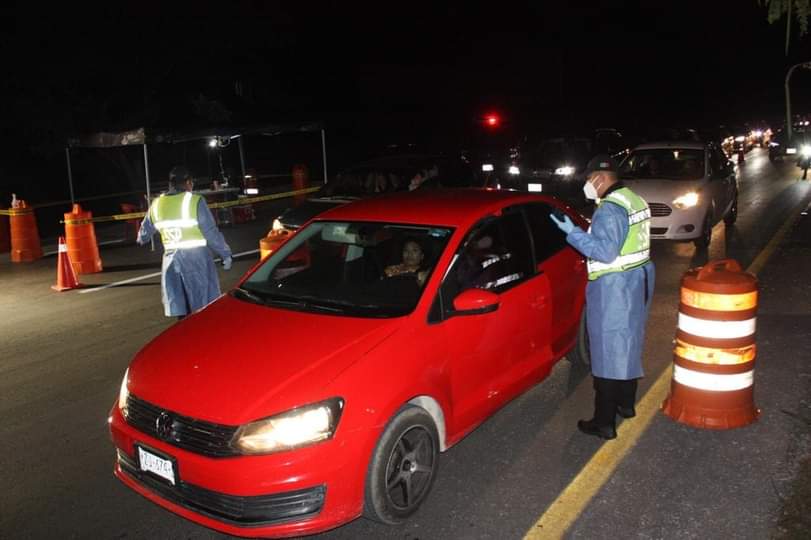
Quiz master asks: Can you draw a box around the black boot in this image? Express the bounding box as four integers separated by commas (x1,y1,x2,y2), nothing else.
578,377,617,440
617,379,638,419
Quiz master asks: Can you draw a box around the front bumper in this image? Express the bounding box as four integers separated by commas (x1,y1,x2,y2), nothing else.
109,405,372,538
648,203,706,241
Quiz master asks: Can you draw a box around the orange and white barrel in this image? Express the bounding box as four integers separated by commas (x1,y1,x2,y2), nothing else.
662,259,759,429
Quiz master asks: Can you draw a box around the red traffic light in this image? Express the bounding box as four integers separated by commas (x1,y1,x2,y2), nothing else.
484,114,500,128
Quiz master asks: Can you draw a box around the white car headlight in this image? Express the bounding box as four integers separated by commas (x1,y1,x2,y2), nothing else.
801,145,811,158
232,398,344,455
735,136,745,142
508,165,520,175
271,218,284,232
118,368,130,418
554,166,575,176
673,192,700,209
482,163,494,172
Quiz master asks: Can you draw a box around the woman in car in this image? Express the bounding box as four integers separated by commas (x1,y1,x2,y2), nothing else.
384,239,429,285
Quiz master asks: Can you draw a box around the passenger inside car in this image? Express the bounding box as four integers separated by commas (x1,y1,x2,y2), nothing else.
384,239,429,285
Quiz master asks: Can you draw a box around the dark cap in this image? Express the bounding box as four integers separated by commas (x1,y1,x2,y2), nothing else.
168,166,193,184
584,154,617,176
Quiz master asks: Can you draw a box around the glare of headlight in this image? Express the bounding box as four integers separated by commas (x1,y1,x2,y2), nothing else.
508,165,520,175
673,192,700,209
735,136,745,142
118,369,129,418
801,145,811,157
753,130,763,137
482,164,494,172
232,399,343,454
554,166,575,176
271,218,284,232
208,139,218,148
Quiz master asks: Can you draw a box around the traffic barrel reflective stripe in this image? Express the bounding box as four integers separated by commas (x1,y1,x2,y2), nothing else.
64,204,103,274
662,259,760,429
9,201,43,262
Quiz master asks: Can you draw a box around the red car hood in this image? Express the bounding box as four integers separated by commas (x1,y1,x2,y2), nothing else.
128,295,401,425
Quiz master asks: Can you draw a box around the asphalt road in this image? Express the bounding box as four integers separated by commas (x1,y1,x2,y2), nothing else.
2,148,810,539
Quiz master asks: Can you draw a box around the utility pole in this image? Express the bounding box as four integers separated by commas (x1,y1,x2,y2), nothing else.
786,61,811,141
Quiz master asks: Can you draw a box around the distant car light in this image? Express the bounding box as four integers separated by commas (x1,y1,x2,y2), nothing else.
787,147,797,155
753,130,763,137
482,163,494,172
734,136,745,142
208,139,218,148
801,145,811,158
554,166,575,176
245,188,259,195
673,192,700,209
527,183,543,192
508,165,520,175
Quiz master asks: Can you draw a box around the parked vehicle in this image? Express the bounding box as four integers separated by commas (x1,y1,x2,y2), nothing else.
109,189,589,537
617,141,738,248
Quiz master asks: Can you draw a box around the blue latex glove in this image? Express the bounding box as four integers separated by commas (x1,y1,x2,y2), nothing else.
222,256,233,271
550,213,576,234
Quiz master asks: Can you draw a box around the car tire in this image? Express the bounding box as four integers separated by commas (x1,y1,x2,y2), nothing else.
566,307,591,367
694,212,712,249
364,405,439,525
724,194,738,225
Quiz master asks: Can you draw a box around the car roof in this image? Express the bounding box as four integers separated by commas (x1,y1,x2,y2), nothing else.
634,140,706,151
316,188,564,227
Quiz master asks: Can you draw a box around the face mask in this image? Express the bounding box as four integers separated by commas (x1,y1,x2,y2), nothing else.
583,180,599,200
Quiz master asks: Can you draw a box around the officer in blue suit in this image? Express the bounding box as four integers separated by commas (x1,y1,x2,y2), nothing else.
138,166,233,319
551,155,655,440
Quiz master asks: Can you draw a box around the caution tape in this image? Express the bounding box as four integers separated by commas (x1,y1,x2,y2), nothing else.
0,208,34,216
58,186,320,225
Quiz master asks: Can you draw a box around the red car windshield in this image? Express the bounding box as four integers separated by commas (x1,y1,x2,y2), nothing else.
237,221,453,317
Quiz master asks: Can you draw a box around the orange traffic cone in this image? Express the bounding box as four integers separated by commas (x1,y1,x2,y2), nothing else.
52,236,81,291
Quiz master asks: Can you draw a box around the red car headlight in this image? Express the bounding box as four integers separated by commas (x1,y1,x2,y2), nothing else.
231,398,344,455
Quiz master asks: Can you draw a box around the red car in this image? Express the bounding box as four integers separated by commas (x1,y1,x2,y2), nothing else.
109,188,589,538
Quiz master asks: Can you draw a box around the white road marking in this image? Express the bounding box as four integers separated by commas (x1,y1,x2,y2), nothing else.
78,249,259,294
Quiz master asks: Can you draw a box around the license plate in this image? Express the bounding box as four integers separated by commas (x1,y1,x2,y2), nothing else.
527,183,543,192
137,445,177,485
787,148,797,154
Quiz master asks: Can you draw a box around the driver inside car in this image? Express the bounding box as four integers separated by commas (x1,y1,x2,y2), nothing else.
384,239,429,286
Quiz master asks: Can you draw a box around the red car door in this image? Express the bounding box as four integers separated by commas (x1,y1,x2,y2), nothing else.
428,210,552,440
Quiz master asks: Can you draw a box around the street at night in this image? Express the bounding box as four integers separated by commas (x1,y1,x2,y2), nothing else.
3,3,811,539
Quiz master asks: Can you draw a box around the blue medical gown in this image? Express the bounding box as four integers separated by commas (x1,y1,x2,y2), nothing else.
566,201,655,380
138,196,232,317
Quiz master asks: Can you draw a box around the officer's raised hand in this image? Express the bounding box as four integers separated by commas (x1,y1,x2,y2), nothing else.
550,213,575,234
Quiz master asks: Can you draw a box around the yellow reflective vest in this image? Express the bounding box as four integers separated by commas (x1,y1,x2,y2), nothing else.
150,192,208,250
587,187,651,280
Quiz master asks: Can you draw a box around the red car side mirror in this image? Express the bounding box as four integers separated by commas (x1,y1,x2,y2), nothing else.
452,288,499,315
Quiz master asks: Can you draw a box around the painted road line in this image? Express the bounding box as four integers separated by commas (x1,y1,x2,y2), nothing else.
78,248,260,294
524,190,811,540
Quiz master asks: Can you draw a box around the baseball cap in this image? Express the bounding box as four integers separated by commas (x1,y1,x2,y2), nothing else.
584,154,617,176
169,166,193,184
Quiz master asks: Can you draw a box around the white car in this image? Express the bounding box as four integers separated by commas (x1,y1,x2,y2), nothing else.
617,141,738,248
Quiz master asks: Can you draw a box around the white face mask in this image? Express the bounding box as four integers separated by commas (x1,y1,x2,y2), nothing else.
583,180,599,200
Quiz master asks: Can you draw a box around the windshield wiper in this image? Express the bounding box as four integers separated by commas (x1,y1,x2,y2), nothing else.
232,287,267,306
264,292,345,313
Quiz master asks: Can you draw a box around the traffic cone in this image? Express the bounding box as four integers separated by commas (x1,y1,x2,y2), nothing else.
52,236,81,291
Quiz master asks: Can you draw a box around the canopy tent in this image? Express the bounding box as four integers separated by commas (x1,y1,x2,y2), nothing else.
65,122,328,204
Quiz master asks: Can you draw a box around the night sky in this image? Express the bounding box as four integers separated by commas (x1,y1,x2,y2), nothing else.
2,1,811,196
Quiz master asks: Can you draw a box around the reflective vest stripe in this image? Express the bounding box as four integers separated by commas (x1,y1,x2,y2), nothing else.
155,219,200,230
164,239,208,249
678,313,756,339
673,365,754,391
586,248,650,273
